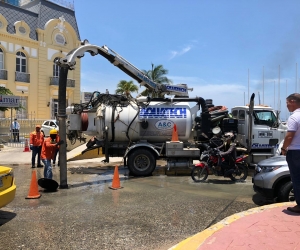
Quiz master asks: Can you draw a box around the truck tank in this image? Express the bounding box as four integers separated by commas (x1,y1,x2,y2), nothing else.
79,101,194,143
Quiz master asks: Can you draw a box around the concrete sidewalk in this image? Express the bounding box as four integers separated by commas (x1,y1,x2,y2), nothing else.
170,202,300,250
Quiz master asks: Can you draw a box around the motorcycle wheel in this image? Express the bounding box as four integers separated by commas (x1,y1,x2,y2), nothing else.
229,163,248,181
191,166,208,182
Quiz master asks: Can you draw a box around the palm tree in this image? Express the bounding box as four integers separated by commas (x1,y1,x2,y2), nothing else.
140,63,172,97
115,80,139,98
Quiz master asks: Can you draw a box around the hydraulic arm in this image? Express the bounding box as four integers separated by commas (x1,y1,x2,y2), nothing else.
55,39,191,97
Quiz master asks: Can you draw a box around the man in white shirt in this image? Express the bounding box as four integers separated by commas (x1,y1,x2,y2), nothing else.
282,93,300,213
10,118,20,142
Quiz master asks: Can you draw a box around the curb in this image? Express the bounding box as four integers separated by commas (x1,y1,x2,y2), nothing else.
169,201,295,250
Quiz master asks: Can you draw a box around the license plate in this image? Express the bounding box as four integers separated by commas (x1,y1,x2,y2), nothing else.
0,178,3,187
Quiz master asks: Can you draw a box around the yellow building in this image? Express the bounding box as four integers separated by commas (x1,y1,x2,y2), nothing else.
0,0,81,120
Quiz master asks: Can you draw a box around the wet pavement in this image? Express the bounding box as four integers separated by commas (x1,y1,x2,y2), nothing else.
0,146,260,250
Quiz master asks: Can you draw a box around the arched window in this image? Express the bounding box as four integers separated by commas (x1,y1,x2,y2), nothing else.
0,48,3,69
53,63,60,77
16,51,26,72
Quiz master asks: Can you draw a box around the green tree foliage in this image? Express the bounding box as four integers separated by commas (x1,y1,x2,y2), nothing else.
115,80,139,98
140,63,172,97
0,86,21,112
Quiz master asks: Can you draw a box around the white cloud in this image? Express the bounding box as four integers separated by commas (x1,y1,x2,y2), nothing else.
169,45,192,60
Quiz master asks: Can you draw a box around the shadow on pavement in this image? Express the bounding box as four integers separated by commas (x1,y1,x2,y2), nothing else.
252,193,275,206
0,210,16,226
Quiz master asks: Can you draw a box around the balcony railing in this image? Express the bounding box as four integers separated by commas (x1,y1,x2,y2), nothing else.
15,72,30,83
0,69,7,80
49,76,75,87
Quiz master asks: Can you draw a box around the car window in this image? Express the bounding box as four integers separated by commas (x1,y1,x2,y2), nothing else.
44,121,49,126
50,121,56,127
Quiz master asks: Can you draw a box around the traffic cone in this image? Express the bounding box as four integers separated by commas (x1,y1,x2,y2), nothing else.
23,139,30,152
171,124,179,142
109,165,123,190
25,170,41,199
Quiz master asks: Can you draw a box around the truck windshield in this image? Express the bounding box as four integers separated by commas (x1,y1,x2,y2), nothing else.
253,110,277,127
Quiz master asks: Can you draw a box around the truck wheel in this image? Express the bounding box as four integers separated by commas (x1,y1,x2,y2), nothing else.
127,149,156,176
278,181,294,202
191,166,208,182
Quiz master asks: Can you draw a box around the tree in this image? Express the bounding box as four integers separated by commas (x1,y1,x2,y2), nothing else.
115,80,139,98
0,86,21,112
140,63,172,97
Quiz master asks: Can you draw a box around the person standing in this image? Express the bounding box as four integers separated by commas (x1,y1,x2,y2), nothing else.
52,132,60,167
41,129,63,179
10,118,20,142
281,93,300,213
29,125,44,168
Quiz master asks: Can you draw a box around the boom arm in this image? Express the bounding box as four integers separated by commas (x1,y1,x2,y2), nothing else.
55,39,191,96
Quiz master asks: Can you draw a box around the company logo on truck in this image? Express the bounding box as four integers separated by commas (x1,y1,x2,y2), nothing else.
165,85,187,93
139,107,187,119
155,120,174,130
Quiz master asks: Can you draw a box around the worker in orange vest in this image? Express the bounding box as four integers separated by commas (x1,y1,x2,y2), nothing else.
29,125,44,168
41,129,63,179
52,133,60,167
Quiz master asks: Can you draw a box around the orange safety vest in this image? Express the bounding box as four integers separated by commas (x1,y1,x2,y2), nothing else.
30,131,44,146
41,137,58,160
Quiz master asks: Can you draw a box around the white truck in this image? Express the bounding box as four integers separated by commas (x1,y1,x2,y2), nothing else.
58,40,287,176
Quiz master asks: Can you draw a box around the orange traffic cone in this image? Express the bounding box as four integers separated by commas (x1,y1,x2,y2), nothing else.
25,170,41,199
171,124,179,142
23,139,30,152
109,165,123,190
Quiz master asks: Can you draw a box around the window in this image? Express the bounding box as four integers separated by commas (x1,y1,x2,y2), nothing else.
254,110,277,127
53,63,60,77
52,99,58,119
55,33,65,45
16,52,26,73
231,110,238,119
0,48,3,69
238,110,245,120
16,96,27,119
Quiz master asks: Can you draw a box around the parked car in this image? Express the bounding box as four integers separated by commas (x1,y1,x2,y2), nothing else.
252,155,293,202
41,120,59,137
0,166,16,208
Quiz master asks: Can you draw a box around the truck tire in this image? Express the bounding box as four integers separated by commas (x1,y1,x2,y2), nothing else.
278,181,294,202
127,149,156,176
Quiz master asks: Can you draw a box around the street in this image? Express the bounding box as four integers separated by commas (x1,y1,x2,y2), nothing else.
0,164,261,250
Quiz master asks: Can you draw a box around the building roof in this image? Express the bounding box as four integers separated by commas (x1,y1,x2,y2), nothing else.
0,0,80,41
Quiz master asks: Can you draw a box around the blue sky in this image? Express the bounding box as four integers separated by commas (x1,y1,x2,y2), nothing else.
74,1,300,120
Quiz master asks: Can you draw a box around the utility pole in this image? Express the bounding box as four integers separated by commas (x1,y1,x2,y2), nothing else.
57,66,69,189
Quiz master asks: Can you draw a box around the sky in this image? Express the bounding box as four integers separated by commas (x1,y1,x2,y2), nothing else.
73,0,300,120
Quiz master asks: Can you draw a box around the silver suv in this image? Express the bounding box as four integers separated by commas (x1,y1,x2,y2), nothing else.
252,155,294,202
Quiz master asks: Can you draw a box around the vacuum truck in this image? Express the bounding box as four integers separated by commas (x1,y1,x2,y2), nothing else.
57,40,287,176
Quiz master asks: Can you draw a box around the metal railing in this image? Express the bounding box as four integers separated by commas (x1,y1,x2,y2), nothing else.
0,118,45,148
15,72,30,83
49,76,75,87
0,69,7,80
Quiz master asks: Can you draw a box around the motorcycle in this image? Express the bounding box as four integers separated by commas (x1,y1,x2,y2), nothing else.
191,146,249,182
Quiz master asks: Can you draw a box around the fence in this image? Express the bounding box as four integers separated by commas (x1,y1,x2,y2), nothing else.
0,118,45,148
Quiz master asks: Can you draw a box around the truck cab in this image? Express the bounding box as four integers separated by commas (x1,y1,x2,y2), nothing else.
231,105,287,165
